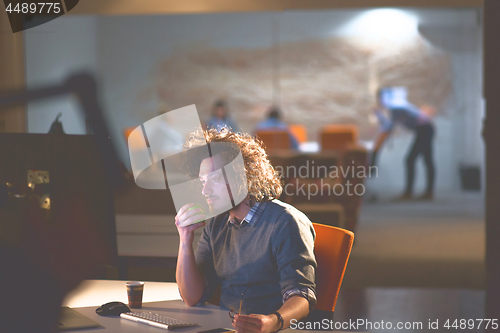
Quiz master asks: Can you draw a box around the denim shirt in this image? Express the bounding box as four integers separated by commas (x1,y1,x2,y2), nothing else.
194,200,317,314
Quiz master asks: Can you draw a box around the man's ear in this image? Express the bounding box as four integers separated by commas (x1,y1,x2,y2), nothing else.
242,195,253,207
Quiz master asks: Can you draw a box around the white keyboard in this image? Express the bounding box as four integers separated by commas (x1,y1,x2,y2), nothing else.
120,311,198,330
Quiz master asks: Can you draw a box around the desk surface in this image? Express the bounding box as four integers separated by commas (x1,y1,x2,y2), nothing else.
64,280,359,333
62,280,181,308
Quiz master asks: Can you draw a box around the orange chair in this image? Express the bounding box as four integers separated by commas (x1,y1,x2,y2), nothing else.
255,130,292,150
312,222,354,313
289,124,307,143
208,222,354,318
320,124,358,151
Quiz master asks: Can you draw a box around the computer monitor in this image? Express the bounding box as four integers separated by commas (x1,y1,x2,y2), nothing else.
0,133,118,273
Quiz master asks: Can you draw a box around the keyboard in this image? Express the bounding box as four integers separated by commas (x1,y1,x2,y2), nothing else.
120,311,198,330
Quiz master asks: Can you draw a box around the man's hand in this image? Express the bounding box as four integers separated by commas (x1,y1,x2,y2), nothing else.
175,203,206,245
232,314,278,333
175,202,207,306
232,295,309,333
374,131,390,152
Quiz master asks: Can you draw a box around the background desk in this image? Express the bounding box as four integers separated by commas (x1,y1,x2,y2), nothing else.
115,215,202,279
63,280,359,333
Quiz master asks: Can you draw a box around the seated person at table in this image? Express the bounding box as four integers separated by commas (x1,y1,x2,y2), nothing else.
175,129,316,333
206,100,240,133
255,107,299,150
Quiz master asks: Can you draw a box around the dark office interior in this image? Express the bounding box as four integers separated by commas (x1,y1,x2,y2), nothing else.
1,0,499,332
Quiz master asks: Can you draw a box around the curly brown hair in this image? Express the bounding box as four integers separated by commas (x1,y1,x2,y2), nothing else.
183,128,282,202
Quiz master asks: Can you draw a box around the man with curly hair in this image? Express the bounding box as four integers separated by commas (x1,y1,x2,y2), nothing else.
174,129,316,333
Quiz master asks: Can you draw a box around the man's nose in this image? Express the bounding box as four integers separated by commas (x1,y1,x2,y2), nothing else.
201,181,212,196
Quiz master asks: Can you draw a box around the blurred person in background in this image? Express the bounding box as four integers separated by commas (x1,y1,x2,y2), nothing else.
206,100,240,132
255,107,299,150
372,87,435,201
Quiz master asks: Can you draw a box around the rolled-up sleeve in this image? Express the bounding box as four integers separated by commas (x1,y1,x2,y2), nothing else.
193,221,219,305
272,213,317,310
283,287,317,309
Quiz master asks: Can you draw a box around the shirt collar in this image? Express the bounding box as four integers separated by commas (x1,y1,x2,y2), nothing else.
228,201,266,226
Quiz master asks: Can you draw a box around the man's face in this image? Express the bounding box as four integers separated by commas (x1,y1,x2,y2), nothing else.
215,106,226,119
199,155,232,214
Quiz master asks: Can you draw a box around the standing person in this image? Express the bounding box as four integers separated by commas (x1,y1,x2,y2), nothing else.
174,129,316,333
206,100,240,132
255,107,300,150
372,87,435,200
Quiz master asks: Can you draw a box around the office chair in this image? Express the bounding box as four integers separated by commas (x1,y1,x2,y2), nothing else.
289,124,307,143
312,222,354,314
320,124,358,151
208,222,354,320
255,130,292,150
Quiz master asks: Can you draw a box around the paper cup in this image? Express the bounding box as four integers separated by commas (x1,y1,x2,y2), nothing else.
126,281,144,309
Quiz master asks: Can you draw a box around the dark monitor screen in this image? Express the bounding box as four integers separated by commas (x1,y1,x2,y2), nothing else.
0,133,117,271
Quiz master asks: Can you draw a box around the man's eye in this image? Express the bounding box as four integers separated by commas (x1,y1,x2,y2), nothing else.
211,176,222,184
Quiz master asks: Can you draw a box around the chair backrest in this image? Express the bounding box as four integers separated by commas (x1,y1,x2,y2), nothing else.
312,222,354,312
289,124,307,143
256,130,291,150
320,124,358,151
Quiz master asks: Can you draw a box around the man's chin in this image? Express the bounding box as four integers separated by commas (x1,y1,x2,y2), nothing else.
206,198,218,207
207,200,232,215
206,199,218,212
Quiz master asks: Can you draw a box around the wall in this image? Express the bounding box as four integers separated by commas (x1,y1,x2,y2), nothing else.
23,8,484,196
25,16,98,134
95,9,483,196
95,12,275,165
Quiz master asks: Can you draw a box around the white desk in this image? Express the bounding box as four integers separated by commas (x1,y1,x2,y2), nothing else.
64,280,357,333
62,280,181,308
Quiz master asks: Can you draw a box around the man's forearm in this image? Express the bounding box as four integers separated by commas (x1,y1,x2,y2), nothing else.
274,295,310,330
231,295,310,333
176,243,205,306
374,131,389,151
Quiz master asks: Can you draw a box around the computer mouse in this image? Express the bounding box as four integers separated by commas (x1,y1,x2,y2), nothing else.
95,301,131,316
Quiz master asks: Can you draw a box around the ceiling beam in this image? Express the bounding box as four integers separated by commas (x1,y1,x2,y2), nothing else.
70,0,483,15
